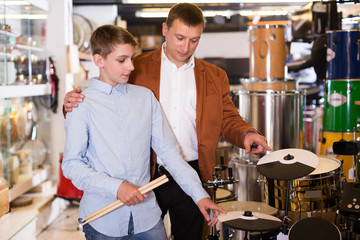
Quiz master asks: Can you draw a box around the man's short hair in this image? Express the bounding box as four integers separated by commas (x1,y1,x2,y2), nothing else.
166,3,205,29
90,25,137,58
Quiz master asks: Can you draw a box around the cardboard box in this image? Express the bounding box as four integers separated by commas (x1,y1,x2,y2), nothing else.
0,185,10,217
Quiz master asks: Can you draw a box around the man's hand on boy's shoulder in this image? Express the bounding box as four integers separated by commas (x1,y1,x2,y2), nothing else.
117,182,149,206
64,87,85,113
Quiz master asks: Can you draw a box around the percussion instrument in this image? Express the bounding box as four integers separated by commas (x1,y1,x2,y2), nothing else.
231,89,303,156
216,188,235,203
263,155,341,211
257,148,318,181
56,153,83,200
289,217,341,240
320,130,359,182
230,157,262,202
257,148,319,234
218,210,282,240
249,25,286,79
326,29,360,79
240,78,297,91
323,79,360,132
218,201,278,216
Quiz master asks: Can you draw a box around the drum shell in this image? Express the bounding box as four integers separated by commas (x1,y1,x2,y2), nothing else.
323,79,360,132
326,30,360,79
230,157,262,202
240,78,297,91
262,156,341,212
231,90,303,152
249,25,286,79
56,154,83,200
320,130,360,182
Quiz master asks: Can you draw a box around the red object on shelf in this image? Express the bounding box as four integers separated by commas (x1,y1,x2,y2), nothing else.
56,153,83,200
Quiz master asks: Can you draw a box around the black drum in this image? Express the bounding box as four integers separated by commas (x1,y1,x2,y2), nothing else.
289,217,341,240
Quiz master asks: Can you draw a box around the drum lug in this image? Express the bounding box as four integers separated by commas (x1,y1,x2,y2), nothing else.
257,177,267,184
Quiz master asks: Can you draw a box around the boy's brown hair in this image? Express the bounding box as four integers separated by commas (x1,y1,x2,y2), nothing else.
90,25,137,58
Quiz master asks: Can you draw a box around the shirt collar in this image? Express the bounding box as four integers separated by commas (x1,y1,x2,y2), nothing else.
161,42,195,70
91,77,128,95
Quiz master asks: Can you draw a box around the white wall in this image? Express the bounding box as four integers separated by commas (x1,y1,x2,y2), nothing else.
73,5,119,80
195,31,249,59
47,0,73,179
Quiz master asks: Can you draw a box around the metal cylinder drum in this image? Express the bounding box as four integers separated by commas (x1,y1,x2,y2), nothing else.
249,25,286,79
326,29,360,79
323,79,360,132
230,156,262,202
231,89,303,152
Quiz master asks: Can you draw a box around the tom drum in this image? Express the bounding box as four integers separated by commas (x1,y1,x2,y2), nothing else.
263,156,341,212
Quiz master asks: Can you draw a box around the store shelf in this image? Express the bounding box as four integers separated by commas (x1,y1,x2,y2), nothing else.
0,183,69,240
0,84,51,99
9,166,51,202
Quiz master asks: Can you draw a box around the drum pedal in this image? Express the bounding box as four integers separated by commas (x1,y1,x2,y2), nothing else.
340,182,360,217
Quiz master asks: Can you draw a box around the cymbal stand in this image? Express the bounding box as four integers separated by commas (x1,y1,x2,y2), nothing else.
205,158,239,240
282,180,291,234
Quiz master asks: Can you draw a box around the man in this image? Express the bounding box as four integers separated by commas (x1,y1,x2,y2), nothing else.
64,3,270,240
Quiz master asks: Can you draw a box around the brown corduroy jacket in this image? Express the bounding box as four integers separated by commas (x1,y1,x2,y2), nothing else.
128,48,257,189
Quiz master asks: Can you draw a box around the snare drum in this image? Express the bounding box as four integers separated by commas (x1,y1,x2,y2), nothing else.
216,188,235,203
263,156,341,211
289,217,341,240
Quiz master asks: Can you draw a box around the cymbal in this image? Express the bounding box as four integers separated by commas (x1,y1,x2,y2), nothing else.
218,210,282,232
257,148,318,180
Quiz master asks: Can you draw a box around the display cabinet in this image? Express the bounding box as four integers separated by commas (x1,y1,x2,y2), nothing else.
0,0,51,200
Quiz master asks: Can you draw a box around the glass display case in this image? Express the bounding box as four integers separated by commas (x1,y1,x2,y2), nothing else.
0,0,51,197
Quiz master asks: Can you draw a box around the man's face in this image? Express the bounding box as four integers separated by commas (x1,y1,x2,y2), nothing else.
162,19,203,68
95,43,135,86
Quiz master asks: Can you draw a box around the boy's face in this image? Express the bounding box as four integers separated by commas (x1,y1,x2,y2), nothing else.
95,43,135,86
162,19,203,68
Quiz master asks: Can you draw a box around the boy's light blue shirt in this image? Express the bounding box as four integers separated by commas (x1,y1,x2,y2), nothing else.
63,78,209,237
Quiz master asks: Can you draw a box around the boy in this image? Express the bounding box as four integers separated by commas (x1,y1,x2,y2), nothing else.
62,25,225,239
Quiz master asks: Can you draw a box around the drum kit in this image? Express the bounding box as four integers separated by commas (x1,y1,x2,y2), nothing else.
207,147,359,240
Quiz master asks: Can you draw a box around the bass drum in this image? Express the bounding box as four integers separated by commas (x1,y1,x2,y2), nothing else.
289,217,341,240
263,156,341,212
326,29,360,79
320,130,360,182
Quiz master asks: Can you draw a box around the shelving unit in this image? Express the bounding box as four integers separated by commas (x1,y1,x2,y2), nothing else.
0,0,51,204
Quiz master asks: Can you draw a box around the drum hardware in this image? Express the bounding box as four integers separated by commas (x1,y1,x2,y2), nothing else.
333,128,360,183
257,148,319,235
205,157,240,240
339,182,360,240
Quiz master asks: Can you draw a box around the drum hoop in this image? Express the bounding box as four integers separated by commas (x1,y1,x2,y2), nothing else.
326,29,360,34
232,89,302,95
241,77,297,83
248,24,286,30
325,79,360,82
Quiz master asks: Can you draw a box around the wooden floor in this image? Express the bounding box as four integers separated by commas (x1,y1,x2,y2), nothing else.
37,204,85,240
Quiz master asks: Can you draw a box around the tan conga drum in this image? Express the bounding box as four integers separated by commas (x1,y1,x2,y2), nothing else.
249,25,286,79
